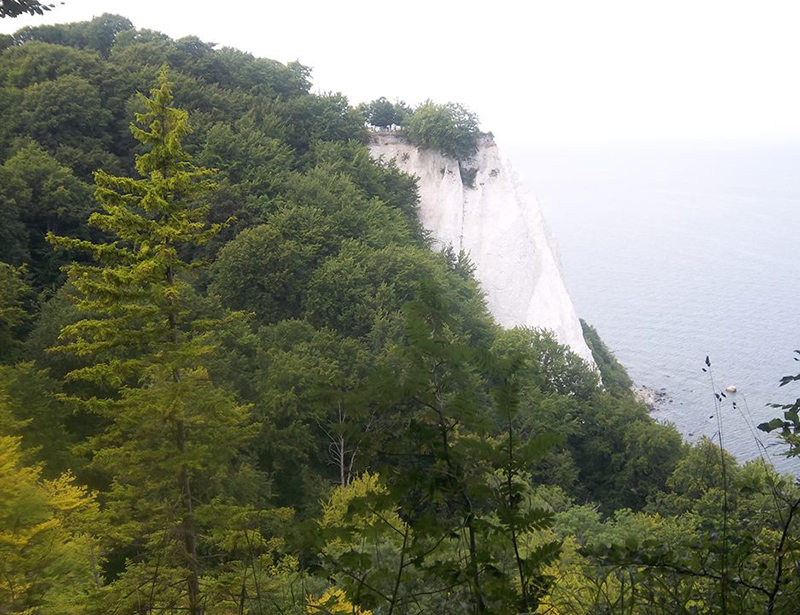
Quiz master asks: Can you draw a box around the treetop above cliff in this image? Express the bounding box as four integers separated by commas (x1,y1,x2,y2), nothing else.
361,97,483,161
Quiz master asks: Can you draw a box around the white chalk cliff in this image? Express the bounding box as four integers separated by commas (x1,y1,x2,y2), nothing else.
369,132,594,365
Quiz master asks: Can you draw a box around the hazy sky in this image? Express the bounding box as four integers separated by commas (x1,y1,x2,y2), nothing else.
2,0,799,147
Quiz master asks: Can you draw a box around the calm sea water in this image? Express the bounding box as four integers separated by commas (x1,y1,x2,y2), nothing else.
508,142,800,475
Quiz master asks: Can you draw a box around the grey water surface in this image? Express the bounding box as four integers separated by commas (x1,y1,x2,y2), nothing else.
509,142,800,475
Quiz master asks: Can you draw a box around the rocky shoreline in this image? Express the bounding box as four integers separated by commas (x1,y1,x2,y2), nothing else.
633,385,672,411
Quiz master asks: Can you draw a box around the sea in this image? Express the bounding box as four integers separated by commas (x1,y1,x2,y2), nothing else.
508,142,800,476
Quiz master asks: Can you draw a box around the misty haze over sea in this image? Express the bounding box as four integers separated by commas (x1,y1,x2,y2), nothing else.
510,142,800,475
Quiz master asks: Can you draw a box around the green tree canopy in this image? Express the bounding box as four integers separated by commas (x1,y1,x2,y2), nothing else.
359,96,410,129
405,100,482,161
0,141,93,289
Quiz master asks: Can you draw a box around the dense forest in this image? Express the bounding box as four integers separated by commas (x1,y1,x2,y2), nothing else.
0,14,798,615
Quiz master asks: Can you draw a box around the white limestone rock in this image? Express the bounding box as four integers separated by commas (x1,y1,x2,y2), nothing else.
369,132,594,365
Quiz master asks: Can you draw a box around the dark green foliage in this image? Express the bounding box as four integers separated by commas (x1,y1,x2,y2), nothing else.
0,0,53,18
308,139,423,236
491,326,685,510
759,350,800,458
570,392,685,510
19,282,84,377
280,92,368,154
0,15,357,292
210,212,330,324
304,243,447,337
199,117,292,191
359,96,410,128
0,41,103,88
0,262,30,360
580,318,634,397
0,361,78,475
405,100,482,161
20,74,111,146
318,284,562,614
13,14,133,58
494,327,599,400
0,141,93,289
252,321,375,512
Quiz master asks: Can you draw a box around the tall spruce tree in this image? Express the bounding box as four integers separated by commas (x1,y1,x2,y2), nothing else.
48,68,255,615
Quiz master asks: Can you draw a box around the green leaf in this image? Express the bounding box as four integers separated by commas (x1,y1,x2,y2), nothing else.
758,418,787,433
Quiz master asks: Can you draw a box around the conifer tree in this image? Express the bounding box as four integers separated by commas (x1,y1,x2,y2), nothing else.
49,68,255,615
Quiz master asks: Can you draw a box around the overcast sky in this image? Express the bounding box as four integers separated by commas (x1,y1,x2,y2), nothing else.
2,0,799,147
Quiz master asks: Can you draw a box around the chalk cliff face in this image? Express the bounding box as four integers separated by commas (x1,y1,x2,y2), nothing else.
369,132,594,365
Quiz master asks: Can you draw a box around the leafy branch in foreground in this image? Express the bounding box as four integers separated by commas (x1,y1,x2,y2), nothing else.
0,0,56,19
759,349,800,458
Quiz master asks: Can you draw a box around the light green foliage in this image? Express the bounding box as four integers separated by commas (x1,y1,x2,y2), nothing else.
659,436,738,507
547,438,800,614
316,473,412,613
405,100,482,161
48,73,221,381
336,286,563,615
0,434,103,614
543,510,705,615
307,587,374,615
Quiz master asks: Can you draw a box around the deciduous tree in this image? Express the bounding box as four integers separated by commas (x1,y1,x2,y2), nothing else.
405,101,481,161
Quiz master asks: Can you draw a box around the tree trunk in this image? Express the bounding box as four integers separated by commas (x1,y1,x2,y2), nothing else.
178,440,202,615
167,261,203,615
432,363,486,614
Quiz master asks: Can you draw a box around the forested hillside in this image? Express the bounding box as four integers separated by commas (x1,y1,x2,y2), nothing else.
0,14,798,615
